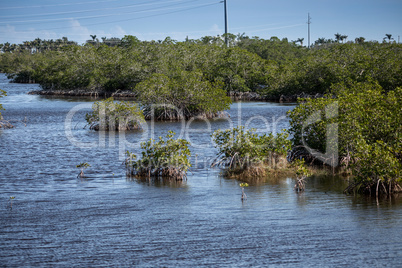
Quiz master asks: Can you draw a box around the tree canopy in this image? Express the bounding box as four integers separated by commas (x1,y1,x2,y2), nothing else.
1,35,401,100
288,80,402,195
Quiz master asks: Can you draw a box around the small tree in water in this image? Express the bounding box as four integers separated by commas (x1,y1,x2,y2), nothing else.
86,97,144,131
239,183,249,200
9,196,15,210
125,131,191,180
76,162,91,178
292,160,310,192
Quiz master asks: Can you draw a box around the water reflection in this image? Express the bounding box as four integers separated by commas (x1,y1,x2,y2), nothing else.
126,176,189,189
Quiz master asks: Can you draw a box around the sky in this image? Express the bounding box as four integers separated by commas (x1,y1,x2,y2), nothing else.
0,0,401,45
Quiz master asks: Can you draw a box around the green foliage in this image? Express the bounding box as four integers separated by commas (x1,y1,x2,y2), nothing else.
260,42,402,99
0,89,6,119
0,89,13,128
76,162,91,169
76,162,91,178
292,159,311,178
287,96,335,155
2,37,401,103
125,131,191,180
292,159,310,192
288,80,402,194
135,71,231,120
352,140,401,183
85,97,144,131
237,36,306,63
239,182,249,200
212,126,291,174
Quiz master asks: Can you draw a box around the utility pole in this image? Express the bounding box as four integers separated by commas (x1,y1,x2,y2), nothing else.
307,13,311,49
224,0,228,47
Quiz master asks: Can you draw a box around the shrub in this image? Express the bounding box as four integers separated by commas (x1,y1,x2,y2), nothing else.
344,140,402,195
288,80,402,195
0,89,13,129
125,131,191,180
211,126,291,178
85,97,144,131
0,89,5,119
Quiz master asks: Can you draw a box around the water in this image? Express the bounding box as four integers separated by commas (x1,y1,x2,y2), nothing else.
1,74,401,267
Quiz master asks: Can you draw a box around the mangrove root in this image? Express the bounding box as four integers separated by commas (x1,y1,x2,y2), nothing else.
0,120,14,129
294,176,306,192
126,166,188,181
344,180,402,196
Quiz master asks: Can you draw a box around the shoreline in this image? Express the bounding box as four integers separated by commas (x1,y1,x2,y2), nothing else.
28,89,323,102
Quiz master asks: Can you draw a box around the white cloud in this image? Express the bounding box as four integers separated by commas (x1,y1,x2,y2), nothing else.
66,19,92,44
209,24,221,36
111,25,127,37
0,24,60,44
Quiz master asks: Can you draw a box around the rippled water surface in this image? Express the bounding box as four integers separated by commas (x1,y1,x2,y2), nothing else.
1,74,401,267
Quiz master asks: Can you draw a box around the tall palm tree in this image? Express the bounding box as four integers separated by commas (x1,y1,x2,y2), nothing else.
335,33,342,43
3,42,11,53
355,37,365,44
297,37,304,46
384,34,393,43
340,35,348,43
315,37,326,45
32,38,42,53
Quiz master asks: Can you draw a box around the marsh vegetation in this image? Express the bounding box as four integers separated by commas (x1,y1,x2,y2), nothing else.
125,131,191,181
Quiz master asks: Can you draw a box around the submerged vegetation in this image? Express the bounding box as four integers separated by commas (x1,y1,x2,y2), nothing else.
85,97,144,131
125,131,191,180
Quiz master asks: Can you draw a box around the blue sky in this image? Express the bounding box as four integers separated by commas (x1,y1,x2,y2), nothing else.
0,0,401,44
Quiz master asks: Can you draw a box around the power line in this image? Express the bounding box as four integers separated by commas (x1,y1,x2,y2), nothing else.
0,0,203,24
0,22,305,39
0,0,119,10
244,23,304,34
0,0,177,19
13,2,221,32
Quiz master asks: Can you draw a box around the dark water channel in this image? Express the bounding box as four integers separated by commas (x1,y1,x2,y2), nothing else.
1,74,401,267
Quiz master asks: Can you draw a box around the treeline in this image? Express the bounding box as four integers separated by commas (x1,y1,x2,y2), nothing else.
1,34,401,101
0,37,77,53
